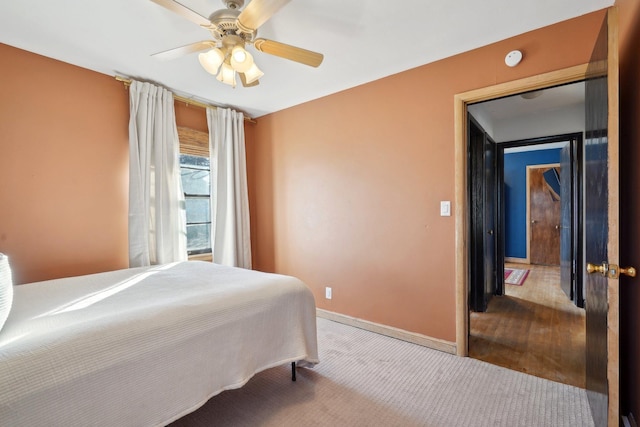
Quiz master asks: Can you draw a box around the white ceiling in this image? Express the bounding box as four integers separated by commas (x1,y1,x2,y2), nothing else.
0,0,613,118
468,81,586,143
469,81,585,122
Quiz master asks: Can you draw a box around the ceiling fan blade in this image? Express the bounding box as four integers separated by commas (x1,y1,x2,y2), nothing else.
253,38,324,67
239,73,260,87
150,0,211,27
152,41,216,60
237,0,292,31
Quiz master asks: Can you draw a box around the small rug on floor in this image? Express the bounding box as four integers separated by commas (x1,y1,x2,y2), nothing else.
505,268,530,286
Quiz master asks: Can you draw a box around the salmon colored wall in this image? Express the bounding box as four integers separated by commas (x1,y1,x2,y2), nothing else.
244,121,259,265
0,44,236,285
175,102,208,133
616,0,640,418
249,11,606,342
0,44,129,285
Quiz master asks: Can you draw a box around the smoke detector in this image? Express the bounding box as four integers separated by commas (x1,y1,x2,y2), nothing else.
505,50,523,67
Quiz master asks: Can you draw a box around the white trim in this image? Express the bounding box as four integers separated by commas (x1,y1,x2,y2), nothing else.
504,141,569,153
316,308,457,355
505,257,528,264
188,253,213,262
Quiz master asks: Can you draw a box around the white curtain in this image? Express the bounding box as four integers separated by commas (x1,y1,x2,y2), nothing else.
128,80,187,267
207,107,252,269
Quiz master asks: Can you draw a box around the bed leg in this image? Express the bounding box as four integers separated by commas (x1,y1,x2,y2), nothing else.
291,362,296,381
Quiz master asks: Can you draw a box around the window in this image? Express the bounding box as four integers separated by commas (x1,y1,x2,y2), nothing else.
180,154,211,255
177,126,212,257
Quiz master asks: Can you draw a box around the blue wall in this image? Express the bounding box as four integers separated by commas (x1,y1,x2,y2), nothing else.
504,148,561,259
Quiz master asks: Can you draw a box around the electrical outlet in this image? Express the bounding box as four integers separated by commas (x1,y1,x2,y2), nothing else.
325,287,332,300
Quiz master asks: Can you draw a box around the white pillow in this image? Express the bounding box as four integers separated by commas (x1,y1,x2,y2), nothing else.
0,253,13,331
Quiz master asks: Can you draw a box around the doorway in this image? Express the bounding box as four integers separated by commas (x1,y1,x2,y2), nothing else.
480,137,585,383
454,64,589,354
466,115,586,385
453,70,591,378
497,133,585,308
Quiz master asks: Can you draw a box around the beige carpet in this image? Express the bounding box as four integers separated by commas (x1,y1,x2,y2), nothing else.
170,318,593,427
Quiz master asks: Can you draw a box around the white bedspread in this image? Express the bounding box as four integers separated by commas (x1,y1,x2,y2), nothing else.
0,261,318,426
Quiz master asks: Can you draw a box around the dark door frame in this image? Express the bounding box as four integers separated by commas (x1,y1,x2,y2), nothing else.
498,133,584,307
467,128,584,314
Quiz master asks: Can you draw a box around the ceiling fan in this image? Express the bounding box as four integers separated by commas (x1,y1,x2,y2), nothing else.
150,0,324,88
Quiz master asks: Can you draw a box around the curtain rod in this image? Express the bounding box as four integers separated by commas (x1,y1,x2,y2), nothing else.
115,76,255,123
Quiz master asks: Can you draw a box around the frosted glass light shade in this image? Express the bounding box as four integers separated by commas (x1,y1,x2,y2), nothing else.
232,46,247,62
230,46,254,73
198,48,224,75
243,63,264,84
216,62,236,88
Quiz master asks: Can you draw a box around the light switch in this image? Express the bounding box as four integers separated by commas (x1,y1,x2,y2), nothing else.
440,201,451,217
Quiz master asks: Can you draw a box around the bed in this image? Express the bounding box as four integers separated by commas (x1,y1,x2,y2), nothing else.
0,260,319,426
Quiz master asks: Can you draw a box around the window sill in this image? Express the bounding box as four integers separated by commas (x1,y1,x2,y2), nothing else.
188,253,213,262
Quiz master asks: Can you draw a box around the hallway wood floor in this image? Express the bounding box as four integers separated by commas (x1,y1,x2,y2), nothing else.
469,263,586,388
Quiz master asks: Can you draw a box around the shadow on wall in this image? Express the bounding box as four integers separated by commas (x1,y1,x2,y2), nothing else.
245,121,276,272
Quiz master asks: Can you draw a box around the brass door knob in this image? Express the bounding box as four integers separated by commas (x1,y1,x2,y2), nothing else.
586,262,608,276
587,262,637,279
619,266,637,278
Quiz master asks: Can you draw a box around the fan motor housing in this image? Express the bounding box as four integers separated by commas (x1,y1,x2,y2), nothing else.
209,8,239,28
222,0,244,9
208,6,254,41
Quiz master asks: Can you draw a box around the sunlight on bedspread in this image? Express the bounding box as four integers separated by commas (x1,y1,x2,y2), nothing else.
37,263,180,317
0,261,318,427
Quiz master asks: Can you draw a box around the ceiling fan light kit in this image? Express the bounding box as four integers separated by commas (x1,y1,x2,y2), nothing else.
150,0,324,88
243,63,264,84
217,62,237,88
230,46,254,72
198,48,225,75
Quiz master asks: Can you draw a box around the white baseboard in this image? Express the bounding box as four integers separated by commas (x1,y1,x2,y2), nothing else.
505,257,529,264
316,308,457,355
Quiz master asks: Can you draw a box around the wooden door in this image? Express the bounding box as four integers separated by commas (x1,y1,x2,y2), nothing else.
469,118,485,312
496,147,505,297
468,117,496,312
560,137,584,308
560,145,573,300
528,165,561,265
584,9,619,427
483,135,497,303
